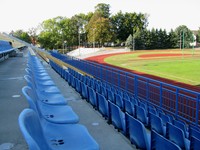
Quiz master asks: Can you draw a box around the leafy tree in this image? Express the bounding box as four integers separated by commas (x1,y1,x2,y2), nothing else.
167,29,178,48
38,17,63,49
175,25,193,48
111,12,148,44
28,27,38,45
12,30,31,43
95,3,110,18
196,28,200,43
86,3,113,46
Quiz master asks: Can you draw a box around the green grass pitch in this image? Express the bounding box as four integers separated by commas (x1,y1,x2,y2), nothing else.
104,49,200,86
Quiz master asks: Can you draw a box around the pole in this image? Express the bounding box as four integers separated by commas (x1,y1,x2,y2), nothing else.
132,28,134,50
78,27,81,56
192,34,194,57
182,31,184,58
180,32,182,50
93,28,95,49
63,42,64,54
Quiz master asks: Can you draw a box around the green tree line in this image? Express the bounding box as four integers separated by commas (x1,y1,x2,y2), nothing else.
10,3,199,50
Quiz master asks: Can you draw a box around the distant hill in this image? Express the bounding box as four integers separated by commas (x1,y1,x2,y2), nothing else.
0,33,24,48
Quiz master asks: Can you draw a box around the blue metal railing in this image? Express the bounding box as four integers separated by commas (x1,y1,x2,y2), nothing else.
50,51,200,126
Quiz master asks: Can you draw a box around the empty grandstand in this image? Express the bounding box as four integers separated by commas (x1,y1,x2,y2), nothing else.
1,33,200,150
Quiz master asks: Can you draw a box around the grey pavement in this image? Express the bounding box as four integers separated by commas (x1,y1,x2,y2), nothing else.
0,50,28,150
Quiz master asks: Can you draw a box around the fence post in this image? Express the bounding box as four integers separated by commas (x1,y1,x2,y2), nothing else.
125,73,128,91
146,79,149,103
100,67,103,80
134,76,138,99
160,83,163,107
195,95,200,126
118,73,121,88
175,88,179,118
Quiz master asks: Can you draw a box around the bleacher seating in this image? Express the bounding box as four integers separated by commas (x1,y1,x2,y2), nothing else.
151,130,181,150
19,52,99,150
0,40,13,52
29,50,200,150
19,108,99,150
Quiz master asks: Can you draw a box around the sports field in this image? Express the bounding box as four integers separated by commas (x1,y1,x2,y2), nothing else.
103,49,200,86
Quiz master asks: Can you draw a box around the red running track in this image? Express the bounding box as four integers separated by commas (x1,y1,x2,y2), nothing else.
85,52,200,93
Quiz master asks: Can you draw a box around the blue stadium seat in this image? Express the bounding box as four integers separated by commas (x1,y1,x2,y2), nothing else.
97,93,110,119
109,101,126,134
71,76,76,88
130,97,138,106
95,82,101,94
123,92,130,101
135,105,149,126
124,99,135,117
126,113,150,150
166,123,190,150
80,82,88,99
88,87,98,108
189,126,200,140
115,94,124,110
68,74,73,86
24,75,60,94
22,86,79,124
18,109,99,150
159,112,171,126
75,79,81,93
190,136,200,150
101,86,108,99
107,89,115,103
138,101,148,113
151,130,181,150
24,76,67,105
148,105,158,116
149,113,166,136
174,120,189,138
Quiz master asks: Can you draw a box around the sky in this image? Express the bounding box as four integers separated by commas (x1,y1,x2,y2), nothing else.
1,0,200,33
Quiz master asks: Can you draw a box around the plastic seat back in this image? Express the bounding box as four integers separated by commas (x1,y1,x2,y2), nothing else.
101,86,108,99
88,87,98,108
109,101,126,134
81,82,88,99
174,120,188,138
166,123,190,150
135,105,148,126
97,93,109,119
75,79,81,93
71,76,76,88
190,136,200,150
22,86,38,112
18,109,49,150
115,94,124,110
107,89,115,103
124,99,135,116
127,113,150,150
159,112,171,126
151,130,181,150
148,106,158,116
189,126,200,140
150,113,165,136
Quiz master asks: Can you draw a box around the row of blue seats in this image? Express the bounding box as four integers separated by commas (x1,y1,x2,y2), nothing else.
49,59,200,150
52,60,200,133
19,53,99,150
0,40,13,51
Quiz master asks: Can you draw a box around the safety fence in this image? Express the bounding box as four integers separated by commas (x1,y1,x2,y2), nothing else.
50,51,200,127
